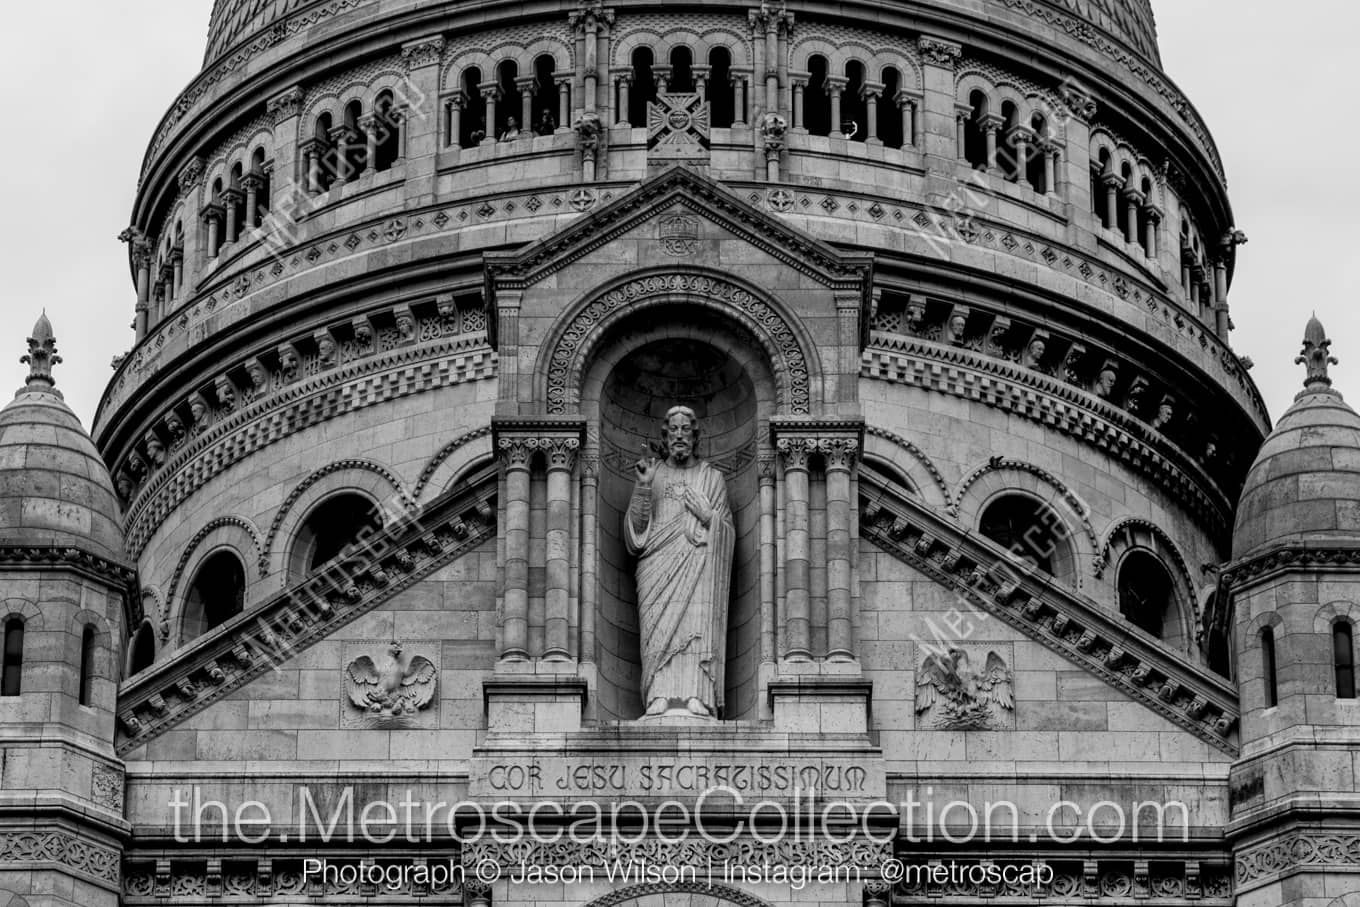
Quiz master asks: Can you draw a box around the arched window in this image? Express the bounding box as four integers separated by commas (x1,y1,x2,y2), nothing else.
496,60,519,139
804,55,830,136
289,493,381,579
1335,621,1356,699
978,494,1073,582
79,625,96,706
374,91,401,171
879,67,903,149
1204,593,1232,680
629,48,656,126
1117,550,1175,639
842,61,866,141
1026,113,1048,192
669,46,694,93
708,48,734,128
1261,627,1278,708
128,621,155,677
183,550,246,641
533,55,559,135
964,90,988,169
461,68,486,146
1,619,22,696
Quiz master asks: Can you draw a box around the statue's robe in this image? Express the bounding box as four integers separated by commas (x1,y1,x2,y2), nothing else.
626,459,734,714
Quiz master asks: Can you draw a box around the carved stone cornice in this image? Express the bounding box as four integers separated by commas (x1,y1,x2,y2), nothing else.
863,335,1233,536
1234,830,1360,891
116,469,497,753
771,418,863,471
0,828,120,888
1219,544,1360,597
860,474,1239,753
119,335,496,560
124,855,461,901
0,546,135,590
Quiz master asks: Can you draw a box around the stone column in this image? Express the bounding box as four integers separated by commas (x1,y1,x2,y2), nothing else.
1123,189,1144,246
615,72,632,127
861,82,883,144
579,457,599,664
825,76,847,137
360,115,380,171
763,10,779,112
557,79,572,132
778,437,814,660
447,93,464,148
242,173,262,231
517,76,536,140
499,439,532,660
543,438,579,659
822,438,858,660
1144,206,1162,258
790,75,807,130
480,83,501,144
170,247,184,296
1009,126,1032,183
1043,143,1060,196
955,104,970,158
758,456,776,664
732,70,748,125
981,114,1003,173
299,139,323,193
201,204,224,259
1213,257,1230,338
331,125,358,182
221,188,243,244
132,238,152,340
896,91,916,147
1102,171,1123,230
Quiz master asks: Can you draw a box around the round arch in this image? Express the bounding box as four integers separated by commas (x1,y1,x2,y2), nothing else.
536,268,823,416
863,426,950,509
582,881,774,907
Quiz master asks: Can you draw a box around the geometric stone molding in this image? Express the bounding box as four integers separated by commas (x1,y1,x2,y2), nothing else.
1220,544,1360,596
864,336,1232,535
115,467,496,754
164,516,263,633
952,455,1101,584
1314,600,1360,634
261,458,413,582
119,337,495,559
123,855,460,902
892,855,1233,902
541,270,815,415
860,473,1240,753
412,425,495,501
0,597,43,629
0,829,121,887
864,425,950,509
582,881,776,907
1234,831,1360,892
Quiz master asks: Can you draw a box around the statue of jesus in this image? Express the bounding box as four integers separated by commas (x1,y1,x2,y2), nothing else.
626,405,734,719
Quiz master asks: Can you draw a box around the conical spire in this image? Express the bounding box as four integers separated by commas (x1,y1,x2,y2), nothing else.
19,311,61,390
1296,313,1338,395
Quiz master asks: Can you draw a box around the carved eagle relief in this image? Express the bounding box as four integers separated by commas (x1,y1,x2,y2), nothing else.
345,641,437,719
916,647,1015,730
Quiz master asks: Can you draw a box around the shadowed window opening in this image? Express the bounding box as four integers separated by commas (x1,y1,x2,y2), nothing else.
1,618,22,697
1262,626,1278,708
183,550,246,640
1336,621,1356,699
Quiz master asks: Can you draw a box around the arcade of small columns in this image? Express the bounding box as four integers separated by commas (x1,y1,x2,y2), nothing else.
300,110,409,194
491,419,865,670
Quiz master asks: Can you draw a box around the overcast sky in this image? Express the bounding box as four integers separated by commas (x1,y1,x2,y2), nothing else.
0,1,1347,435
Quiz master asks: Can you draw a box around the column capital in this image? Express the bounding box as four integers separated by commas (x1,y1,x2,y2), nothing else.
1100,170,1126,189
772,418,865,470
977,112,1005,133
401,35,446,70
267,86,305,125
775,436,817,470
515,75,538,92
818,437,860,471
822,75,848,97
199,202,225,225
177,155,207,192
479,81,503,101
858,80,884,101
896,88,921,109
568,0,614,33
917,35,963,68
492,417,587,471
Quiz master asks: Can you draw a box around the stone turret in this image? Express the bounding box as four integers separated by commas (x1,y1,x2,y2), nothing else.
1226,315,1360,907
0,314,130,905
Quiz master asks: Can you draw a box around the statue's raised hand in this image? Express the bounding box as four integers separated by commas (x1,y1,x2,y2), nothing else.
635,453,659,487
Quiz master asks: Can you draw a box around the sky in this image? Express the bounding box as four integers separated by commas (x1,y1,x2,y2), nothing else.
0,1,1347,435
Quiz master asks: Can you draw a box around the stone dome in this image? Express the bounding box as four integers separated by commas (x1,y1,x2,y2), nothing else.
0,315,127,565
1232,316,1360,560
202,0,1162,68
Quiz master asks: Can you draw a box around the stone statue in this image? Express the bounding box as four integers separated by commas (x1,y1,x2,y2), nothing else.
626,406,734,719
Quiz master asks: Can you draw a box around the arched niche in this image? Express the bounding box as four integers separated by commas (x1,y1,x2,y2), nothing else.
582,307,776,722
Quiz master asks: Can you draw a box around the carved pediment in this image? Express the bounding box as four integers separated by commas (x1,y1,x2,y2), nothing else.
482,166,874,347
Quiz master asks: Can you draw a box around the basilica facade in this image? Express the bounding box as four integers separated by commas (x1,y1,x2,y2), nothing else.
1,1,1357,906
